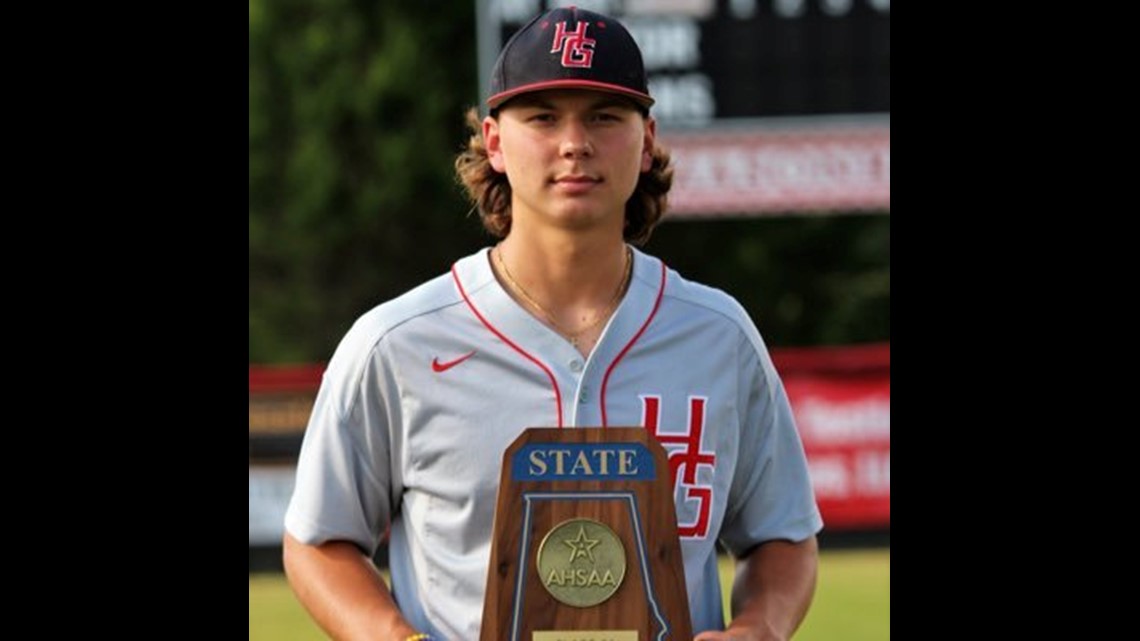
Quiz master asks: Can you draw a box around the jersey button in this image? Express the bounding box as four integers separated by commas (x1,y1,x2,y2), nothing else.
578,388,589,404
569,359,583,373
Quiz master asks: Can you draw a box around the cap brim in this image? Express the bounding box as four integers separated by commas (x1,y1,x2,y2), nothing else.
487,79,654,110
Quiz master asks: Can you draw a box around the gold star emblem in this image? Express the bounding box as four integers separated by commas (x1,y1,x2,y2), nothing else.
563,524,600,563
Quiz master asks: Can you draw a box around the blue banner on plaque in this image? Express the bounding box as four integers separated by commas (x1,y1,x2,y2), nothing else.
511,443,656,482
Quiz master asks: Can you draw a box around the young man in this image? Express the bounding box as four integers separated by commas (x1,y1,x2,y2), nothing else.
283,7,822,640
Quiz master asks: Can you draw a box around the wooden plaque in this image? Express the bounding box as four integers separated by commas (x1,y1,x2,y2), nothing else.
480,427,692,641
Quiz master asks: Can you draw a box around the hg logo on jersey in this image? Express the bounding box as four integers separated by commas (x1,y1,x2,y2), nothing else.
551,21,595,68
642,395,717,539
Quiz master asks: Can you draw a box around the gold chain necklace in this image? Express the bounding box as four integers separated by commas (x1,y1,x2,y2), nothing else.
495,245,632,347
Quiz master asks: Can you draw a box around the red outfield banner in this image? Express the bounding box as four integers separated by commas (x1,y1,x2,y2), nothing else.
661,119,890,217
250,343,890,531
774,344,890,530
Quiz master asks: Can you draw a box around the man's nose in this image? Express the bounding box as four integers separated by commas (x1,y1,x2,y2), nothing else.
559,120,594,159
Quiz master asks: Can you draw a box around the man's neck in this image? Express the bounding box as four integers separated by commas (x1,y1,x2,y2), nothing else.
496,229,629,309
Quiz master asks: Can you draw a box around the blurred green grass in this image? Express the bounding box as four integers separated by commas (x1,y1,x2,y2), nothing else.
250,548,889,640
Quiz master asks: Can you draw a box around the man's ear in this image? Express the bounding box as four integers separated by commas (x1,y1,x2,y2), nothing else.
641,116,657,172
483,116,506,174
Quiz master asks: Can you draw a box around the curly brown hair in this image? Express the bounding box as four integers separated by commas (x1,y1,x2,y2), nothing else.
454,107,674,246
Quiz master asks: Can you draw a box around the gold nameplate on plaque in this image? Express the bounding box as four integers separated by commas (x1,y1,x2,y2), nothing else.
532,631,638,641
537,518,627,607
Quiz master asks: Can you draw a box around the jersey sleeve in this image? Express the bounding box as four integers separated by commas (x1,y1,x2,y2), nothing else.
284,315,399,556
719,331,823,557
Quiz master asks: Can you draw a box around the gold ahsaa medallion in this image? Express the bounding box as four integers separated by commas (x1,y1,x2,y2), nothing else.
536,518,627,607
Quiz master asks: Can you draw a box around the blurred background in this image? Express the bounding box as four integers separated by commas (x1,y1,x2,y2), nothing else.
250,0,889,637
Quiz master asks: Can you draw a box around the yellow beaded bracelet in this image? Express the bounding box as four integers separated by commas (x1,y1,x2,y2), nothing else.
404,634,433,641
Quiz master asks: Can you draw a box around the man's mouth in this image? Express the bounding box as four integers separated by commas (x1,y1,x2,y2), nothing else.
553,174,602,185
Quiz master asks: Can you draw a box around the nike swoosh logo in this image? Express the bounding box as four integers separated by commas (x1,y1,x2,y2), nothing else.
431,350,477,373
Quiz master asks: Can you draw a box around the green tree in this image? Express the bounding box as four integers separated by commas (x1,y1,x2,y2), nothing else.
649,214,889,347
249,0,485,363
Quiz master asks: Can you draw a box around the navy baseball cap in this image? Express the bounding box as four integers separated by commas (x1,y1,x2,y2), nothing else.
488,6,654,111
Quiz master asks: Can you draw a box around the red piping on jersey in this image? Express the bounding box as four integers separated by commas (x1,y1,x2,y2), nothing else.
452,262,564,428
600,259,667,427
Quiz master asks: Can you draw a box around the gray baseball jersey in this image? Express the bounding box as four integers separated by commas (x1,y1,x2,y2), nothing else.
285,247,822,638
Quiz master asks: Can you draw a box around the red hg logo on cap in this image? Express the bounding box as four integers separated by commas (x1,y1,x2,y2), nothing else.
551,21,595,68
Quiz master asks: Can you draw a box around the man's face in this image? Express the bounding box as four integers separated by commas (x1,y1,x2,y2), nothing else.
484,89,655,235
